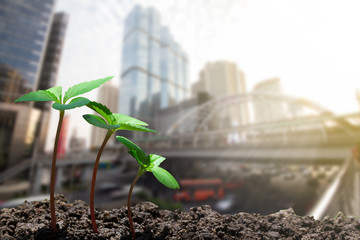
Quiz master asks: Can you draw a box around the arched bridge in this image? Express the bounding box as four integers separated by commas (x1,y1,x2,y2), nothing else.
137,93,360,218
138,93,360,153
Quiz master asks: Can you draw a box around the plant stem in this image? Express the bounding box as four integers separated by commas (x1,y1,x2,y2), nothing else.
50,110,64,233
128,172,142,240
90,131,112,233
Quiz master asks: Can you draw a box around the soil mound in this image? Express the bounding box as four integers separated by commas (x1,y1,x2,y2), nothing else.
1,195,359,239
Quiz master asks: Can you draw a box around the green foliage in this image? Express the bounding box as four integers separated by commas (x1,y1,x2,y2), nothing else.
15,90,58,103
152,167,179,189
15,76,113,111
52,97,90,110
86,101,113,123
116,136,146,162
112,113,148,126
63,76,113,103
83,114,120,129
116,136,179,189
46,86,62,101
83,101,156,133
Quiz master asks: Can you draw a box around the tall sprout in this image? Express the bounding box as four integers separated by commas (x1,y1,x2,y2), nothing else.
117,136,179,239
15,76,113,232
82,102,156,233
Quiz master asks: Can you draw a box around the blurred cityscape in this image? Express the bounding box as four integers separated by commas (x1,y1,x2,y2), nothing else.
1,1,360,219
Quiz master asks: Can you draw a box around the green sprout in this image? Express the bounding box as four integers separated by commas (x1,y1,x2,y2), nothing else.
82,102,156,233
15,76,113,232
116,136,179,240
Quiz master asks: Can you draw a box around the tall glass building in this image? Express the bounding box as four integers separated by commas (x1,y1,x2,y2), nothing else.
0,0,57,168
119,5,188,121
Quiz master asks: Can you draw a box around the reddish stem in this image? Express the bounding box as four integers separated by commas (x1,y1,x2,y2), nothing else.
128,173,142,240
90,132,111,233
50,110,64,232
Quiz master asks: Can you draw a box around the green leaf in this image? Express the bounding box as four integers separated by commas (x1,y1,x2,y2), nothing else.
86,101,114,124
151,167,179,189
112,113,148,126
15,90,57,102
116,136,146,162
52,97,90,110
83,114,120,129
63,76,113,103
45,86,62,102
116,123,157,133
148,154,166,168
128,150,145,168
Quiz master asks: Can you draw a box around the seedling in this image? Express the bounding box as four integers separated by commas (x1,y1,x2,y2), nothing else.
82,102,156,233
15,76,113,232
116,136,179,240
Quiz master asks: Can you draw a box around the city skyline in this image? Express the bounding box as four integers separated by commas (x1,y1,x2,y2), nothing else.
44,0,360,150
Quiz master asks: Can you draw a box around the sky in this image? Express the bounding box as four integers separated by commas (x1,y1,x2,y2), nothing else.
46,0,360,151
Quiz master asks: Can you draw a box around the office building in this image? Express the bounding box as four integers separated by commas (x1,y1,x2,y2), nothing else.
37,12,69,152
36,12,69,152
252,77,286,123
90,81,119,150
119,5,188,122
192,61,249,126
36,12,69,109
0,0,57,168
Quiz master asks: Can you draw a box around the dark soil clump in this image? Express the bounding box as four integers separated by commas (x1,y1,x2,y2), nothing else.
0,195,359,239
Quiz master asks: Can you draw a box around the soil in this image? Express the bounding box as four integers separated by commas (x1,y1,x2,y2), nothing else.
0,195,359,239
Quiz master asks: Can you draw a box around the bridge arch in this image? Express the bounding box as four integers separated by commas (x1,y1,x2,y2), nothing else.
167,92,334,135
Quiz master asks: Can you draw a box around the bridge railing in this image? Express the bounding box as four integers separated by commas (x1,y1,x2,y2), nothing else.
137,128,358,151
307,156,359,219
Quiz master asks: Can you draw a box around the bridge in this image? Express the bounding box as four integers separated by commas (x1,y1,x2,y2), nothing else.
134,93,360,218
134,93,360,161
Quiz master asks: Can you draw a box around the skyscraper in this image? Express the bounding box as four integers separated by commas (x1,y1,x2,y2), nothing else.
37,12,69,152
36,12,69,110
119,5,188,122
252,77,286,123
90,80,119,150
0,0,57,168
192,61,249,126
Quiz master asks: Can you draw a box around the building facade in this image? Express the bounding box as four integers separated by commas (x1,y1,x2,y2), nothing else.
119,5,188,122
0,0,57,168
252,77,286,123
36,12,69,152
192,61,249,127
90,80,119,150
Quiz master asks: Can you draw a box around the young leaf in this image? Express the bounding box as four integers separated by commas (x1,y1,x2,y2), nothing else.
63,76,113,103
15,90,58,102
151,167,179,189
86,101,114,124
52,97,90,110
112,113,148,126
128,150,146,168
148,154,166,168
83,114,120,129
116,123,157,133
45,86,62,102
116,136,146,162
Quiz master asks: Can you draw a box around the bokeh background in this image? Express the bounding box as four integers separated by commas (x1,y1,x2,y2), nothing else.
1,0,360,218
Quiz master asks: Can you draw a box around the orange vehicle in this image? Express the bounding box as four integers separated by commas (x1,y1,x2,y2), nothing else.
173,179,224,202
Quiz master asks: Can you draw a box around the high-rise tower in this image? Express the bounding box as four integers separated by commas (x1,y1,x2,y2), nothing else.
36,12,69,152
119,5,188,122
192,61,249,126
0,0,57,168
90,81,119,150
252,77,286,123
